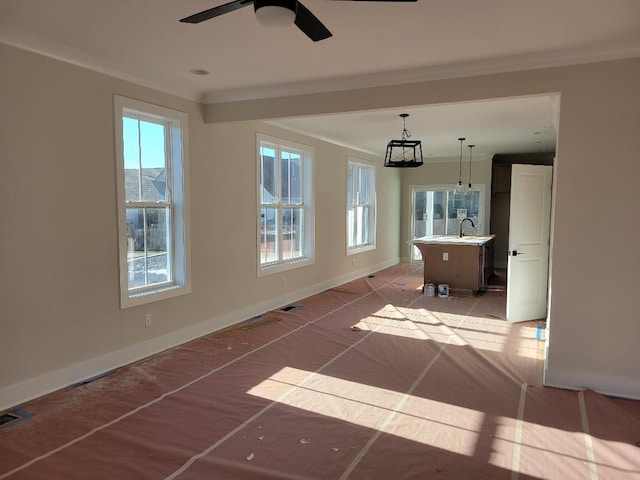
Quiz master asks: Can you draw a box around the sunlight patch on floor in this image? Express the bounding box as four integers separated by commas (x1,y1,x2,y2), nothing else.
247,366,486,456
350,305,541,361
490,418,594,479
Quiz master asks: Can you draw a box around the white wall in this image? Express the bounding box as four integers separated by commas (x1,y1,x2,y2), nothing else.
0,44,401,409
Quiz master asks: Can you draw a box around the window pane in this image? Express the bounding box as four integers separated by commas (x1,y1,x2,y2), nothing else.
356,205,369,245
282,207,303,260
447,190,479,235
126,207,170,290
260,147,277,204
348,205,369,248
347,165,355,206
358,167,369,205
126,207,145,289
140,120,167,202
430,191,446,235
465,190,480,218
347,206,355,247
126,207,143,248
260,206,279,265
140,121,166,169
145,207,170,285
140,168,168,202
123,117,141,202
281,151,302,205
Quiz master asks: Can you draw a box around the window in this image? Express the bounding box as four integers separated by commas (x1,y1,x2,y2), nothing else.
257,134,314,275
114,96,190,308
410,185,486,261
347,158,376,253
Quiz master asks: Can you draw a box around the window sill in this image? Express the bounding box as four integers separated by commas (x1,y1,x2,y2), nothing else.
347,244,376,255
121,284,191,309
258,257,314,277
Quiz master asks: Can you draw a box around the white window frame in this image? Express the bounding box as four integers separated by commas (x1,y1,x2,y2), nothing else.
346,157,376,254
114,96,191,308
257,133,315,277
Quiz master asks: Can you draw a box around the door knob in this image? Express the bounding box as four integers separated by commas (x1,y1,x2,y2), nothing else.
509,250,525,256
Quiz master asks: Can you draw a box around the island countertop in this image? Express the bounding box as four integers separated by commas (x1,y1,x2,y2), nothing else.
413,235,495,247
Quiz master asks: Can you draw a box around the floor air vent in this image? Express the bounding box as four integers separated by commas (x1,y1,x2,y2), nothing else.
214,316,281,339
280,305,300,312
0,413,20,427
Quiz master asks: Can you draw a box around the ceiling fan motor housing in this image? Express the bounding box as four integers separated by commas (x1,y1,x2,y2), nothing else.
254,0,298,27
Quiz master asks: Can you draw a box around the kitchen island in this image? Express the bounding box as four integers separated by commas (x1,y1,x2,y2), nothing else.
413,235,495,293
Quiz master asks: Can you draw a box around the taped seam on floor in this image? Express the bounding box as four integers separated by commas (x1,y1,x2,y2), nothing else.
0,267,422,480
339,297,482,480
511,382,528,480
579,391,600,480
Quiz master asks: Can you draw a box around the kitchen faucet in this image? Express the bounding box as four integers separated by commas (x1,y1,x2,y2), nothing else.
459,218,475,237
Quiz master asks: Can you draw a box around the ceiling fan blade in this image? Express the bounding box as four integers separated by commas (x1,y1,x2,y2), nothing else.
294,1,332,42
180,0,255,23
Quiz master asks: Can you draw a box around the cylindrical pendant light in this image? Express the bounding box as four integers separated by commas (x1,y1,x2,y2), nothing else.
467,144,475,190
455,137,465,193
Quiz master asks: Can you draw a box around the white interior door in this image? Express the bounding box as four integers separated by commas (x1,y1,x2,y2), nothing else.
506,165,553,323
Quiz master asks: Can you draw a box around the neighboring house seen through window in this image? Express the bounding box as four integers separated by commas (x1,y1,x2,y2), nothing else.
257,134,314,275
347,158,376,253
114,96,190,308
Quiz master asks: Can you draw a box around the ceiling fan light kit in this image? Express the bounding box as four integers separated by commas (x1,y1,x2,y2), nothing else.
384,114,424,168
254,0,296,27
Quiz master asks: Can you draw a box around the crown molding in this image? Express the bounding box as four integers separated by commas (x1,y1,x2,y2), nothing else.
0,26,201,103
2,24,639,106
203,45,640,104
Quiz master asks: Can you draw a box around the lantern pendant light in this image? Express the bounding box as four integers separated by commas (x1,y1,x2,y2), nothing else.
384,114,424,168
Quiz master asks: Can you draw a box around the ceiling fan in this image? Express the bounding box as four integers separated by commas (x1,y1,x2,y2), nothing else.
180,0,417,42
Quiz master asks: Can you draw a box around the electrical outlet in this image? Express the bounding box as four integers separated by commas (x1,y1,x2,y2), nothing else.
145,314,152,328
352,258,356,265
443,252,449,261
281,276,286,287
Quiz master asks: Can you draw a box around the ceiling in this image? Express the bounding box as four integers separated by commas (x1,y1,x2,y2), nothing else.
268,95,559,159
2,0,640,158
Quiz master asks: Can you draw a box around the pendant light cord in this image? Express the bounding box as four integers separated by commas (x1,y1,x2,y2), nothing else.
401,115,411,141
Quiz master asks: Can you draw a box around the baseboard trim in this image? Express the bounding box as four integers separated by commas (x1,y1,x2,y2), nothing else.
544,366,640,400
0,258,399,412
